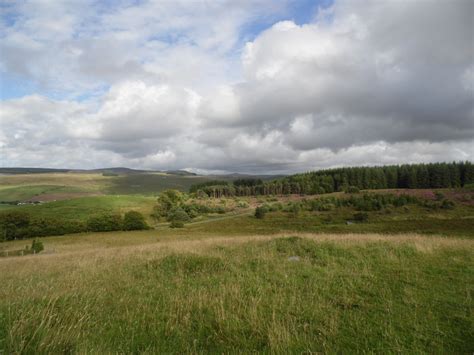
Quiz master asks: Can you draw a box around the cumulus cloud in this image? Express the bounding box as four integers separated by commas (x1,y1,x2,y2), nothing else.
93,81,200,142
1,0,473,173
215,0,474,149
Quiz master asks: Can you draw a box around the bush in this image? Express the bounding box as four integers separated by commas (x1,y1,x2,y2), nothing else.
123,211,149,230
183,205,199,219
440,199,455,210
273,202,283,211
169,220,184,228
255,206,266,219
265,203,280,212
192,204,212,214
285,202,301,217
154,189,184,218
31,239,44,254
237,200,249,208
0,211,31,240
309,199,336,211
27,218,85,238
167,207,190,223
87,213,123,232
215,206,226,214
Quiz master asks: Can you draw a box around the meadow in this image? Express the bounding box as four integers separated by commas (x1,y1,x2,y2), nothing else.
0,231,472,353
0,171,473,352
0,172,223,202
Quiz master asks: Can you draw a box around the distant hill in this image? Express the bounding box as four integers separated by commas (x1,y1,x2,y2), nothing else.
87,167,154,175
0,167,71,174
0,167,159,175
0,167,284,179
216,173,285,181
165,170,197,176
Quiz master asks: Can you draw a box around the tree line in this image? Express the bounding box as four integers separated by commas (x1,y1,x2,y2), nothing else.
0,210,149,241
190,162,474,197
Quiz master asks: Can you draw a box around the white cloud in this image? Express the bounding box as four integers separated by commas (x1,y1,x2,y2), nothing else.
1,0,473,173
93,81,200,142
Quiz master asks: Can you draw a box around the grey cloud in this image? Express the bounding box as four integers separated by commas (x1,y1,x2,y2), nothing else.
198,0,473,153
1,0,473,174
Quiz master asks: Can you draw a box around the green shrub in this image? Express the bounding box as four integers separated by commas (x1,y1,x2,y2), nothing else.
31,239,44,254
273,202,283,211
342,193,419,211
237,200,249,208
167,207,190,223
440,199,455,210
195,190,209,199
255,206,266,219
0,211,31,240
169,220,184,228
123,211,149,231
289,203,301,217
154,189,184,218
87,213,123,232
25,218,85,238
310,199,336,211
183,205,199,219
264,203,280,212
215,206,226,214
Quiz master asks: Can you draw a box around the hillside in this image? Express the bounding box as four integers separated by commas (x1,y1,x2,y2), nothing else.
1,163,473,353
188,162,474,197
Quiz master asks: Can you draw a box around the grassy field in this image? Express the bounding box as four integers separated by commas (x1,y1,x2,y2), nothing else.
0,172,220,202
0,185,95,202
186,207,474,238
0,170,277,201
105,173,222,195
0,173,112,192
0,231,472,353
2,195,157,222
0,172,217,223
1,173,473,352
1,188,474,238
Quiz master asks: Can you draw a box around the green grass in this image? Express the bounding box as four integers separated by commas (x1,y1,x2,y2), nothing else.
0,234,472,353
2,192,473,239
0,185,89,202
1,195,157,222
0,173,111,191
0,172,225,200
105,173,224,195
186,208,474,238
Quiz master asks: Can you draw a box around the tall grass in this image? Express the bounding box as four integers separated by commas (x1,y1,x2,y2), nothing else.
1,234,472,353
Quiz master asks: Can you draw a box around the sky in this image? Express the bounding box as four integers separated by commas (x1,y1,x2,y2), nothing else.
0,0,473,174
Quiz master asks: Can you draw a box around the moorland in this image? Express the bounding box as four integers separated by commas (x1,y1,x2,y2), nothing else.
0,162,473,353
